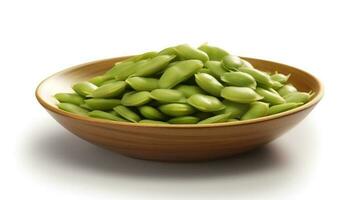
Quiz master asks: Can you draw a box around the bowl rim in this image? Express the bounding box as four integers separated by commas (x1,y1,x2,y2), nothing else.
35,56,324,128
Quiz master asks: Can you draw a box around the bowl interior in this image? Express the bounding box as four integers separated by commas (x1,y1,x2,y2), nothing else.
36,56,323,126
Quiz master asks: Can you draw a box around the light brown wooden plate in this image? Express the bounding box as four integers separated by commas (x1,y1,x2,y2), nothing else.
36,56,323,162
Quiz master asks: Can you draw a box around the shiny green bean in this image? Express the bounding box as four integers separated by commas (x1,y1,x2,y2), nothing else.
195,73,224,97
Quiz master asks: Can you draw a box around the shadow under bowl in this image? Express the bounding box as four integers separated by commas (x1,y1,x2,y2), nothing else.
36,56,323,161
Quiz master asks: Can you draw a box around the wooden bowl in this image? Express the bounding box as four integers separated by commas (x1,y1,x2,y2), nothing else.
36,56,323,162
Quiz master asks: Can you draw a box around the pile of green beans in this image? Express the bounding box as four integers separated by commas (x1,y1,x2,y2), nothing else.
55,43,313,124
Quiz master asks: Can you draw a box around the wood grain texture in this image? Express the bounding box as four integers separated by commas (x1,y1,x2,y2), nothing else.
36,56,323,161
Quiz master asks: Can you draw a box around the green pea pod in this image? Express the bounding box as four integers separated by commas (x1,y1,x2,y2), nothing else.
105,61,135,78
205,61,228,79
58,103,89,116
255,87,285,105
175,85,206,98
168,116,200,124
72,81,98,97
268,102,303,115
150,89,185,103
241,102,269,120
198,43,229,61
278,84,297,96
88,110,127,121
113,105,141,122
126,77,159,91
139,120,168,124
89,75,113,86
138,106,166,120
187,94,225,112
283,92,312,103
240,59,254,68
220,72,257,89
271,72,290,83
195,73,224,97
222,55,244,71
221,86,263,103
175,44,209,62
126,51,159,62
91,81,126,98
121,91,151,106
158,103,196,117
214,100,249,119
84,99,121,110
115,59,148,81
198,113,230,124
54,93,84,106
130,55,176,77
159,59,203,89
239,67,274,87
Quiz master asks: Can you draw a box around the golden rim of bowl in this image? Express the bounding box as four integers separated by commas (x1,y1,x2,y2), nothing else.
35,56,324,128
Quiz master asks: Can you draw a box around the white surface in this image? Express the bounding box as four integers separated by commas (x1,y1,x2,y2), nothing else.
1,0,356,199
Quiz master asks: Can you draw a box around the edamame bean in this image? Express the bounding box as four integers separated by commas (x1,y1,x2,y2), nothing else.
72,82,97,97
221,86,263,103
113,105,141,122
58,103,89,115
84,99,121,110
214,100,249,118
221,72,257,89
88,110,127,121
91,81,126,98
150,89,185,103
187,94,225,112
130,55,176,77
198,43,229,61
159,59,203,88
115,59,148,80
158,103,196,117
195,73,224,97
241,102,269,120
239,67,274,87
241,59,254,68
222,55,243,71
198,113,230,124
278,84,298,96
205,61,228,79
168,116,200,124
98,79,117,86
121,91,151,106
158,47,177,56
89,75,113,86
268,103,303,115
126,77,159,91
105,61,135,78
175,85,206,98
138,106,166,120
54,93,84,106
271,72,290,83
175,44,209,62
283,92,312,103
255,87,285,105
126,51,159,62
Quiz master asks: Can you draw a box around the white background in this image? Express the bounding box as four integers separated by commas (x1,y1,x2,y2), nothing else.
1,0,356,199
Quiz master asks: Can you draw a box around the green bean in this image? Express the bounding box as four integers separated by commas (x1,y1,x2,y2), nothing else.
271,72,290,83
54,93,84,106
138,106,166,120
150,89,185,103
105,61,135,78
255,87,285,105
221,86,263,103
126,77,159,91
278,84,298,96
175,44,209,62
158,103,196,117
89,75,113,86
220,72,257,89
187,94,225,112
241,102,269,120
198,113,230,124
205,61,228,79
72,82,97,97
175,85,206,98
130,55,176,77
195,73,224,97
113,105,141,122
84,99,121,111
268,102,304,115
214,100,249,118
159,59,203,88
121,91,152,106
91,81,126,98
88,110,127,121
283,92,312,103
222,55,243,71
114,59,148,80
198,43,229,61
239,67,274,87
168,116,200,124
58,103,89,115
